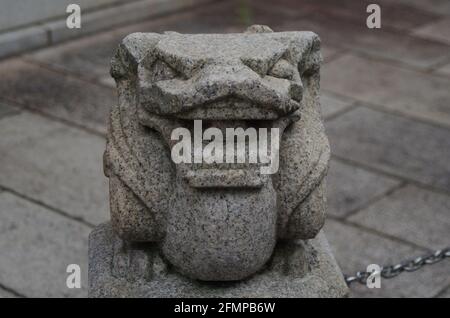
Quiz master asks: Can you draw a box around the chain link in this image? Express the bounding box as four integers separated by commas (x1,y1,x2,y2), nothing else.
344,247,450,286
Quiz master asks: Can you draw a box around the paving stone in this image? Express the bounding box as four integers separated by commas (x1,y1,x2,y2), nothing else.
0,102,20,119
0,0,124,32
396,0,450,16
347,0,441,31
325,107,450,192
114,0,308,36
349,185,450,250
29,32,119,82
29,2,221,81
26,0,340,86
282,11,450,69
326,160,401,219
268,0,441,31
326,218,413,273
0,112,109,225
0,192,91,297
46,0,213,43
25,0,336,83
84,0,340,69
0,112,57,150
0,59,114,134
98,76,116,88
322,54,450,129
320,92,354,119
321,46,344,62
0,25,48,59
324,220,450,298
435,62,450,77
414,18,450,45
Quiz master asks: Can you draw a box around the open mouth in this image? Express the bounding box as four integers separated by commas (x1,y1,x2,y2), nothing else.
138,99,299,188
172,118,280,188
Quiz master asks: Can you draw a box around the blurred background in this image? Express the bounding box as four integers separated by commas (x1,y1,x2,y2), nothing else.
0,0,449,298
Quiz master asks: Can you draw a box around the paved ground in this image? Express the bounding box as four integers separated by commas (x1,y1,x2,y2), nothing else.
0,0,449,298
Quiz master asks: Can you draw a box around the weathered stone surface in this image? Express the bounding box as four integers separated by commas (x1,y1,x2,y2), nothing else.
350,185,450,250
0,111,109,225
325,220,450,298
89,223,348,297
98,0,305,40
0,192,91,297
323,54,450,128
325,107,450,192
327,160,401,218
90,26,347,297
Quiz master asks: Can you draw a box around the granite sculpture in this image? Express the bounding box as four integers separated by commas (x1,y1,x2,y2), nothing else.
89,25,349,297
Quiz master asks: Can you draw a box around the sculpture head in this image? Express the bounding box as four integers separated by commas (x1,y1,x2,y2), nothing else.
105,26,330,281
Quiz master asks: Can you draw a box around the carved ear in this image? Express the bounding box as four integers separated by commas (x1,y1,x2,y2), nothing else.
245,25,273,33
110,33,161,80
282,31,322,75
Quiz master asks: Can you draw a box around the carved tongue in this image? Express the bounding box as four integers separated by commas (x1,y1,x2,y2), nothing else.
162,174,278,281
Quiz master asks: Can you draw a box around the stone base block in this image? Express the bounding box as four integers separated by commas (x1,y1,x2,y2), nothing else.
89,223,349,298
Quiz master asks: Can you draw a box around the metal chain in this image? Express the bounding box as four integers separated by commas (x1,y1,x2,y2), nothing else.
344,247,450,286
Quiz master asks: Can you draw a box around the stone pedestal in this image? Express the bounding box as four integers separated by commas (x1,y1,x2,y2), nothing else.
89,223,348,297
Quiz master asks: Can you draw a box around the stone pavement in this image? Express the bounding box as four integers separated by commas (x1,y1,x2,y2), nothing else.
0,0,449,298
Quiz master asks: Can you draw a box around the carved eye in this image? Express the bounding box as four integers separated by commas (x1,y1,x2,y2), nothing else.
150,60,179,81
267,59,295,80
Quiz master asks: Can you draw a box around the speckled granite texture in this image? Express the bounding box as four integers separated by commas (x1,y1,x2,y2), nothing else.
89,25,348,297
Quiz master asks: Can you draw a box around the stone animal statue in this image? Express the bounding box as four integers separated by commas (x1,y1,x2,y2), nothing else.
90,25,348,297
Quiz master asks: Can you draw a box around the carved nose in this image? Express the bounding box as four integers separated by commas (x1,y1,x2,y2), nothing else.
196,65,303,112
140,63,301,115
194,64,262,97
199,63,303,104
